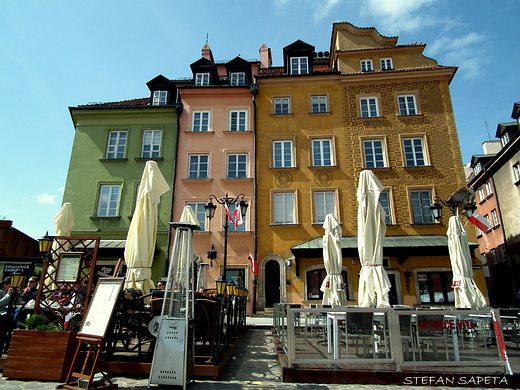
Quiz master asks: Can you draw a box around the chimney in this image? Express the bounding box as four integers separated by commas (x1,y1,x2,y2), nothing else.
201,42,214,63
259,44,272,69
482,140,502,154
0,220,13,228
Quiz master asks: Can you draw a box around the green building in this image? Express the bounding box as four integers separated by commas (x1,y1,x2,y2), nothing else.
63,75,181,281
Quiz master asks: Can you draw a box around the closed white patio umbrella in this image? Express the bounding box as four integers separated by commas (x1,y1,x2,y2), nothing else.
447,215,487,309
52,202,74,237
357,170,391,308
124,161,170,295
320,214,347,306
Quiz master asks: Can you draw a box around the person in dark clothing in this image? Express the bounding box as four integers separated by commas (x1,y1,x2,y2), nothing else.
20,277,39,303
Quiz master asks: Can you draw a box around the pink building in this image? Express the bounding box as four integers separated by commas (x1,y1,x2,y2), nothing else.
172,43,260,314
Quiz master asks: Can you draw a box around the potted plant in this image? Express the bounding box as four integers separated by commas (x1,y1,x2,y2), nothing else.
3,314,79,381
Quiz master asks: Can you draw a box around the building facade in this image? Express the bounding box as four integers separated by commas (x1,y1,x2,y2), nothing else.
64,81,181,281
255,22,487,310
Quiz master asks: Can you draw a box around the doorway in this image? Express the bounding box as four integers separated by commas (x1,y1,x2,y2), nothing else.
265,260,280,308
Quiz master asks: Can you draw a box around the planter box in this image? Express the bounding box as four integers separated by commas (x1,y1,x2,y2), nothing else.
3,330,79,381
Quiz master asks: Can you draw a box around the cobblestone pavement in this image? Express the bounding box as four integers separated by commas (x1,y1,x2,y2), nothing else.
0,327,515,390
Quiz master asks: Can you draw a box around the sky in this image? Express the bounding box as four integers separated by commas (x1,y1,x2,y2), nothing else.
1,0,519,240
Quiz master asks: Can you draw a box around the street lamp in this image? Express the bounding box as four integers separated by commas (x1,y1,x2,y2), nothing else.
39,232,53,257
205,194,248,282
429,187,476,221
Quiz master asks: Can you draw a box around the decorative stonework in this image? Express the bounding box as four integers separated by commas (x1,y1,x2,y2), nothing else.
314,169,333,186
275,171,293,188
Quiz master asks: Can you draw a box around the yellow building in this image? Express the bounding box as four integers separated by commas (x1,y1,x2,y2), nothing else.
254,23,487,310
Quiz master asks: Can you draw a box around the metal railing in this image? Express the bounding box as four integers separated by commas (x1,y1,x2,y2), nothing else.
273,304,511,373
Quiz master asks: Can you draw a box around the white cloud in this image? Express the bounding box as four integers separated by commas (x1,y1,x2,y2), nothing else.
363,0,437,33
313,0,342,23
36,193,57,204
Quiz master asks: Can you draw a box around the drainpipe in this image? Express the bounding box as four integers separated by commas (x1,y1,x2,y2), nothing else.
250,80,258,314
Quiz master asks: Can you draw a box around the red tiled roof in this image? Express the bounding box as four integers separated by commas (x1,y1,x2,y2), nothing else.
77,97,150,108
259,64,337,77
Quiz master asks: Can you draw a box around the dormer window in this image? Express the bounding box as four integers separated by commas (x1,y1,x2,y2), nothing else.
290,57,308,75
361,60,373,72
230,72,246,86
380,58,393,70
152,91,168,106
195,73,210,86
501,132,510,147
473,162,482,176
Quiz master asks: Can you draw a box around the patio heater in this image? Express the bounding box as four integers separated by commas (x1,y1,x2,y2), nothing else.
149,208,200,390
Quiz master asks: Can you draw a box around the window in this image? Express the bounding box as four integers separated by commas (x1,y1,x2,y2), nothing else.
491,209,499,227
484,214,491,231
361,59,373,72
473,162,483,176
363,139,386,168
513,162,520,184
478,187,486,203
188,154,209,179
403,137,426,166
501,132,511,147
272,140,294,168
152,91,168,106
227,203,246,232
141,130,162,158
398,95,417,116
106,131,127,159
410,189,434,224
313,190,335,223
186,202,207,231
97,185,120,217
290,57,308,75
192,111,210,132
230,72,245,86
195,73,210,86
306,269,349,300
485,182,493,197
311,138,333,166
225,269,245,288
274,97,290,115
229,110,247,132
380,58,393,70
273,192,295,224
417,272,454,304
227,154,247,178
311,95,327,113
379,190,392,224
360,97,379,118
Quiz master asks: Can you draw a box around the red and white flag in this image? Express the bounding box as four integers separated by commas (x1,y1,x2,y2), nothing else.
248,253,258,274
224,203,235,225
234,203,244,228
468,211,491,232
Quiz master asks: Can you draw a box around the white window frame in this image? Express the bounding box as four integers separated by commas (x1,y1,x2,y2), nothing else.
290,57,309,75
312,189,337,224
229,110,248,132
501,132,510,147
152,90,168,106
398,94,418,116
485,182,493,197
106,130,127,159
97,184,121,217
195,73,210,86
192,111,210,132
188,154,209,179
311,138,334,167
227,153,248,179
402,136,428,167
380,58,393,70
359,97,379,118
478,187,486,203
362,138,387,168
311,95,328,113
379,190,393,225
141,130,162,158
186,201,208,231
513,162,520,184
274,97,290,115
361,59,373,72
473,162,483,176
230,72,246,86
272,139,294,168
272,190,296,225
409,188,434,224
491,209,499,227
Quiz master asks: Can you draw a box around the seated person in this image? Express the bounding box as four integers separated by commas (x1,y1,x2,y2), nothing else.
51,283,73,306
21,277,39,303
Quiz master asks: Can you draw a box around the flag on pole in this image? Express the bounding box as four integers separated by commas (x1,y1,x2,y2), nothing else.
224,203,235,225
468,211,491,232
234,203,243,227
248,253,258,274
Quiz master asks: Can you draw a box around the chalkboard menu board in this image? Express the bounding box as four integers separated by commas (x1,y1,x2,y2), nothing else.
79,278,124,338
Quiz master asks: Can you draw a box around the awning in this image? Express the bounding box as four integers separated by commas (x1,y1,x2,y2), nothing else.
290,235,479,276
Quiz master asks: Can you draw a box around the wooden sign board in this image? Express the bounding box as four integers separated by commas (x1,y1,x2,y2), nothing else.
79,277,124,339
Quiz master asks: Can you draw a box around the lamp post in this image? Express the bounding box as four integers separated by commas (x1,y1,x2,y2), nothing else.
205,194,248,283
429,187,477,221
